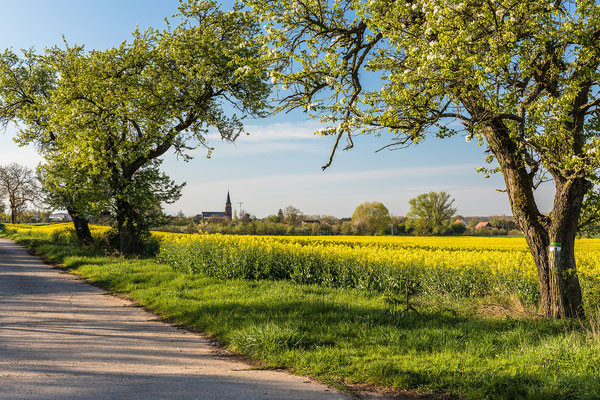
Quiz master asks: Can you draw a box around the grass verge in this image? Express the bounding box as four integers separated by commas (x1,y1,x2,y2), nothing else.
3,232,600,400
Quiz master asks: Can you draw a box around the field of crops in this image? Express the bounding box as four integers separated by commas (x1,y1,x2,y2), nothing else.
155,231,600,308
5,223,600,310
5,223,600,399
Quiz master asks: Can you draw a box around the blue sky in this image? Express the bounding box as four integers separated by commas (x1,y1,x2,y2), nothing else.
0,0,554,218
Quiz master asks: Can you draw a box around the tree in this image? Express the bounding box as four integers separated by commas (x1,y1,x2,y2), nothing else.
37,153,109,245
351,201,391,235
283,205,303,226
266,214,281,223
248,0,600,318
240,210,254,223
406,192,456,236
340,220,354,235
0,0,270,254
489,217,517,231
0,163,40,224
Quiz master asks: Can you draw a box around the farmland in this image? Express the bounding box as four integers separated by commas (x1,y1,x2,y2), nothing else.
3,223,600,399
156,232,600,310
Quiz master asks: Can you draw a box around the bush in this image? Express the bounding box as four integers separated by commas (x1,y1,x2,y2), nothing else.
450,223,467,235
101,227,160,256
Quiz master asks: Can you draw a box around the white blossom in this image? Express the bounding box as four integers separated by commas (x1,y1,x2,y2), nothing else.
325,76,337,86
235,66,251,75
292,1,303,13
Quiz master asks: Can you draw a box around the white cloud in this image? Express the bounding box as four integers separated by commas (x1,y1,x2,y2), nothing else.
196,163,483,187
204,121,323,143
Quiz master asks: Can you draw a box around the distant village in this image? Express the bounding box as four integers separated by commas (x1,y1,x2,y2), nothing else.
2,190,520,237
152,191,521,237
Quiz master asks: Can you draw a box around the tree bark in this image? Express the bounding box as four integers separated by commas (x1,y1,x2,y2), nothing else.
67,208,93,246
546,177,589,317
480,119,588,318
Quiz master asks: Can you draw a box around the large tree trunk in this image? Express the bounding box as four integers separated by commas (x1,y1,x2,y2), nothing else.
509,182,587,318
67,208,93,246
544,177,589,317
482,120,588,318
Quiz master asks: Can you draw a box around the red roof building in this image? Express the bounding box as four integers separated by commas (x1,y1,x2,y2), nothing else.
474,221,492,230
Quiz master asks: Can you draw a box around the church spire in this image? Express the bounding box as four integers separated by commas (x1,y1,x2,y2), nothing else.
225,191,232,219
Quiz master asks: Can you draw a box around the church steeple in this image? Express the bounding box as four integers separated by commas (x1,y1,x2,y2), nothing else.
225,191,232,219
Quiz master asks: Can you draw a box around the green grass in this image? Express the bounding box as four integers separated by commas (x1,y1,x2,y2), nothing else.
4,232,600,399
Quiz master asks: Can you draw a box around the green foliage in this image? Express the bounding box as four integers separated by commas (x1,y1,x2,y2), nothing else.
351,201,391,235
249,0,600,176
103,227,161,257
0,0,271,253
406,192,456,236
37,154,109,221
450,222,467,235
265,214,281,223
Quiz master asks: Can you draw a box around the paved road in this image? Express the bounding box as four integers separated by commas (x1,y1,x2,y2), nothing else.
0,238,353,400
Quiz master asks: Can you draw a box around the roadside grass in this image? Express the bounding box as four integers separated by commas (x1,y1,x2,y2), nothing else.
4,232,600,399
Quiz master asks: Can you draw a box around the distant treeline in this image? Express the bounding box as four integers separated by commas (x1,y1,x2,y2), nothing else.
152,213,522,237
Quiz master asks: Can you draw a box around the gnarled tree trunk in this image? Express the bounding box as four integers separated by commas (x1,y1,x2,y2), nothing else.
536,177,589,317
481,119,589,318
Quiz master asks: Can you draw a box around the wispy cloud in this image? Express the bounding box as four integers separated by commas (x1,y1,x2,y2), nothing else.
205,121,323,143
197,163,483,187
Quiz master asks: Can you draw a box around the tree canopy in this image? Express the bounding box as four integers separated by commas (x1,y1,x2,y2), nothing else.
352,201,391,235
406,191,456,235
247,0,600,317
0,0,271,253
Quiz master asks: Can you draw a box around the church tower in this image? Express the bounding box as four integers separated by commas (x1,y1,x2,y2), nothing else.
225,191,232,219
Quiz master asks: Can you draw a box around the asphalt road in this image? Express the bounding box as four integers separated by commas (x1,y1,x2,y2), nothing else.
0,238,353,400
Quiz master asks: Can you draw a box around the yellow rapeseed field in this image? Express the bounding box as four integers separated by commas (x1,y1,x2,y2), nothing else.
5,223,600,304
